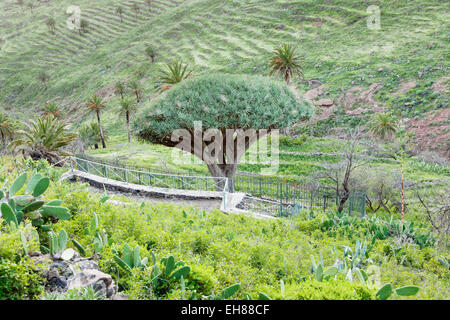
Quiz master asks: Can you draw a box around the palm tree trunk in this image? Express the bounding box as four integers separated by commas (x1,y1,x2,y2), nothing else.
126,111,131,143
96,110,106,148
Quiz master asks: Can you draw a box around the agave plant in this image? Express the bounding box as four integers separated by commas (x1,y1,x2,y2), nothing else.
158,60,193,91
86,94,107,148
269,43,303,84
9,115,77,164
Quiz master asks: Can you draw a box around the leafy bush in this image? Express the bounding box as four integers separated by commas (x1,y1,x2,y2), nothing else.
0,258,44,300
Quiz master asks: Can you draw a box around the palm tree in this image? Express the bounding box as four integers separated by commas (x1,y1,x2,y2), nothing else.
128,79,143,103
9,115,77,164
79,19,89,34
42,102,60,118
78,122,108,151
115,81,126,100
145,45,156,62
86,94,107,148
119,98,137,143
368,113,398,140
46,17,56,34
269,43,303,84
0,113,14,148
158,60,192,91
116,6,123,22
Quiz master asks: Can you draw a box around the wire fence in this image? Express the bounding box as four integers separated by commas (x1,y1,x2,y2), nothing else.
73,154,366,217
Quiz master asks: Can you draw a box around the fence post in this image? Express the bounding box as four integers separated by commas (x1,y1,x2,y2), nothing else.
70,157,74,173
279,183,283,217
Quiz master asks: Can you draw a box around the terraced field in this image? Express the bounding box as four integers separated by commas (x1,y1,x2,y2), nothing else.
0,0,448,156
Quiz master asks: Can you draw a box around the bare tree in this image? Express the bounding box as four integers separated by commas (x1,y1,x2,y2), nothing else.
316,128,370,213
415,186,449,237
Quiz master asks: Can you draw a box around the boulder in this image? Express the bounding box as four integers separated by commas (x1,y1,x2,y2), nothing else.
67,269,117,299
30,251,119,299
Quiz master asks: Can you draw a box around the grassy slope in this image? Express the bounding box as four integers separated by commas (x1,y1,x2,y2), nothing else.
0,0,448,121
0,0,448,184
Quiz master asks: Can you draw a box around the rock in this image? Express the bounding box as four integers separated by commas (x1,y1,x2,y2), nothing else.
111,293,129,300
67,269,118,299
304,85,328,101
314,98,334,107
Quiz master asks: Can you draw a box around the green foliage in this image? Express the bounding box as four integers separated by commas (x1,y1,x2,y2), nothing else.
8,115,77,164
158,60,193,90
0,258,44,300
134,73,313,142
376,283,420,300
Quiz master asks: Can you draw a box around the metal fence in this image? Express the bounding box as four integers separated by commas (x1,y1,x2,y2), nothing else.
70,156,228,193
73,154,366,217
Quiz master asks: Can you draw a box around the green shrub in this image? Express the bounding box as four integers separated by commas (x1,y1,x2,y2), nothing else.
187,264,217,296
279,134,308,147
0,258,44,300
191,234,210,255
259,279,376,300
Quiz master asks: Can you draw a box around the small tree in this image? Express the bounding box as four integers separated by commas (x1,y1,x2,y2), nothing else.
368,113,398,141
316,129,370,213
116,6,124,22
269,43,303,84
119,98,137,143
86,94,107,148
115,81,126,100
145,45,156,63
133,74,314,190
79,19,89,34
158,60,192,91
128,79,143,103
46,17,56,34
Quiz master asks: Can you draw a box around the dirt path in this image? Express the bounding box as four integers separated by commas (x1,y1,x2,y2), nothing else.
88,186,222,211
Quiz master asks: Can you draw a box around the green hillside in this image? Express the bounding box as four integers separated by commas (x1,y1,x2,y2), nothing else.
0,0,448,157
